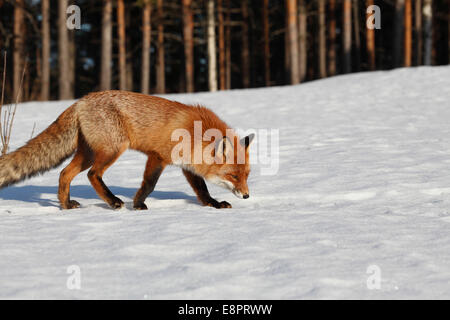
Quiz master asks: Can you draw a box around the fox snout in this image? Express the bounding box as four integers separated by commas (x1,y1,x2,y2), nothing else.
232,188,250,199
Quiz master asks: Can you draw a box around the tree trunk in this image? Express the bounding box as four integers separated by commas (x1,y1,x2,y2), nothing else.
404,0,412,66
366,0,376,70
262,0,270,86
141,0,152,94
318,0,326,78
225,0,231,90
286,0,299,84
207,0,217,92
298,0,307,81
352,0,361,71
342,0,352,74
241,0,250,88
156,0,165,93
58,0,73,99
41,0,50,100
415,0,422,65
13,0,25,100
182,0,194,93
423,0,432,65
328,0,337,76
393,0,405,68
218,0,225,90
101,0,112,91
117,0,127,90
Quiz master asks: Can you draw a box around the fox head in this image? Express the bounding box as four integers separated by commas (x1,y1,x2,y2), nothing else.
205,133,255,199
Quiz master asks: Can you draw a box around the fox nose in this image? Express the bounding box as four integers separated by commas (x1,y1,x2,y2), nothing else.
243,194,249,199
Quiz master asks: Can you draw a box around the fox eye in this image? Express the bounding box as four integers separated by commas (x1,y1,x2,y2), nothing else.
229,174,239,180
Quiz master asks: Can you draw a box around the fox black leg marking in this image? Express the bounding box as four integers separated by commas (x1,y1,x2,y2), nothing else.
182,169,232,209
133,155,165,210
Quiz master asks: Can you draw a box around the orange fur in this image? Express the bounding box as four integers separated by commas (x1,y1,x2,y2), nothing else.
0,91,254,210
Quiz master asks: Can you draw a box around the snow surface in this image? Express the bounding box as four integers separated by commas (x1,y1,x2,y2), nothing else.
1,66,450,299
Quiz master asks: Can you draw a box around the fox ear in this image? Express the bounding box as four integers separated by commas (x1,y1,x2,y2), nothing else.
241,133,255,149
215,136,233,159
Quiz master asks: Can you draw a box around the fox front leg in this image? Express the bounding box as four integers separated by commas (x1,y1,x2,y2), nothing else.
182,169,232,209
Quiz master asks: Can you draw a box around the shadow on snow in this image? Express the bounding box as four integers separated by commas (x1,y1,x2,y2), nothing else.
0,185,198,207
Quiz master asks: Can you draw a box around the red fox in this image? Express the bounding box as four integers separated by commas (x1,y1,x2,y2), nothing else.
0,91,254,210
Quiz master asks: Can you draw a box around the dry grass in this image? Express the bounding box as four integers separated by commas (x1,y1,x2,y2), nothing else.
0,51,26,156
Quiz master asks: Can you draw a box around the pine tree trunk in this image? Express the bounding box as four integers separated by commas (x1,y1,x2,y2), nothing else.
262,0,270,86
393,0,405,68
125,9,133,92
117,0,127,90
241,0,250,88
13,0,25,100
423,0,433,65
318,0,326,78
298,0,307,81
182,0,194,93
218,0,225,90
101,0,112,91
156,0,165,93
41,0,50,100
366,0,376,70
207,0,217,92
352,0,361,72
141,1,151,94
58,0,73,99
415,0,422,65
286,0,299,84
225,0,231,90
342,0,352,74
328,0,337,76
404,0,412,66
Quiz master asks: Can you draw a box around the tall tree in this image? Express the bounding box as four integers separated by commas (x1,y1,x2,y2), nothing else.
218,0,226,90
318,0,326,78
156,0,165,93
41,0,50,100
225,0,231,89
262,0,270,86
58,0,73,99
366,0,376,70
342,0,352,73
182,0,194,93
328,0,337,76
352,0,361,71
415,0,422,65
141,0,152,94
207,0,217,92
423,0,433,65
241,0,250,88
393,0,405,67
286,0,299,84
298,0,307,81
404,0,412,66
13,0,25,100
100,0,112,91
117,0,127,90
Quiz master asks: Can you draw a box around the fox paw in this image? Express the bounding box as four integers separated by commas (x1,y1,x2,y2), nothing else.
110,197,124,210
207,200,232,209
133,202,148,210
63,200,81,210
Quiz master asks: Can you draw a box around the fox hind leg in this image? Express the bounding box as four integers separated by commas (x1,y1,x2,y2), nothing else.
133,153,165,210
58,137,94,209
182,169,232,209
87,144,127,209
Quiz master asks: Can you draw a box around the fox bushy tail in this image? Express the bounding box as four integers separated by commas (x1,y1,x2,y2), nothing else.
0,105,79,189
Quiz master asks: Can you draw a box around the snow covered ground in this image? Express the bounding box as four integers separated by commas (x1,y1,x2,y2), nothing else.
1,66,450,299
